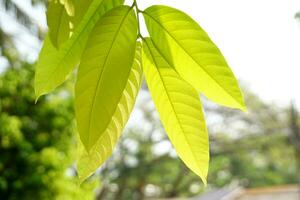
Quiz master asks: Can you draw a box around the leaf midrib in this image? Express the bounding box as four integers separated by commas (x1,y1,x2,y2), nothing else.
86,7,133,148
143,10,241,108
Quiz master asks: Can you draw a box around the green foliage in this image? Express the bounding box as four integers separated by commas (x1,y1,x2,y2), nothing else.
35,0,245,183
0,63,97,199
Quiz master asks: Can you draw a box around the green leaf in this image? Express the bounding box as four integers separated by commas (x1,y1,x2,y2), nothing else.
35,0,124,99
77,43,143,182
61,0,75,16
72,0,93,28
143,5,246,111
46,0,71,48
142,38,209,184
75,6,138,151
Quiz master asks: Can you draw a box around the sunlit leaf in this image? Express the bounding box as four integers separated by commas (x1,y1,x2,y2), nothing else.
62,0,75,16
75,6,138,151
143,5,246,111
77,43,143,182
142,38,209,184
72,0,93,28
46,0,71,48
35,0,124,99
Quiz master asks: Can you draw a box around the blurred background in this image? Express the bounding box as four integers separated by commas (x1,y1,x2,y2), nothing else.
0,0,300,199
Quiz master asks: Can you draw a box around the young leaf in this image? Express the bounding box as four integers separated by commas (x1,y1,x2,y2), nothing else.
35,0,124,100
77,43,143,182
142,38,209,184
46,0,71,48
75,6,138,151
143,5,246,111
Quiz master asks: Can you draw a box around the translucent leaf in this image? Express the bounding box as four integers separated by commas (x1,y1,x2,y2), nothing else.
72,0,93,28
35,0,124,99
143,5,246,111
142,38,209,184
46,0,71,48
75,6,138,151
77,43,143,182
61,0,75,16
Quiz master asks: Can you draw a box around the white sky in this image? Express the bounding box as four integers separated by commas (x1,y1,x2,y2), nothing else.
137,0,300,107
2,0,300,107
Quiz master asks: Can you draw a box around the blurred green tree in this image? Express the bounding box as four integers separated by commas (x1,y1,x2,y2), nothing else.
94,89,299,200
95,103,204,200
288,102,300,184
0,62,97,200
206,88,299,188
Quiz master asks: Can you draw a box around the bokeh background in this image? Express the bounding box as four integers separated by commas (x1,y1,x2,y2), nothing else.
0,0,300,199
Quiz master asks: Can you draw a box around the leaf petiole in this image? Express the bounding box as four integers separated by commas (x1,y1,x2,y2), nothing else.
132,0,144,39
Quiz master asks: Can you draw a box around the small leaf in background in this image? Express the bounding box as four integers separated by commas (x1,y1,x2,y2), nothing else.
77,43,143,182
142,38,209,184
143,5,246,111
75,6,138,151
35,0,124,100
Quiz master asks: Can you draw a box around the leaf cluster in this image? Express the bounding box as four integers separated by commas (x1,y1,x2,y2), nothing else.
35,0,246,183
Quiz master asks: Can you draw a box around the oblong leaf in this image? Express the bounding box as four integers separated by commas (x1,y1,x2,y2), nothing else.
75,6,138,151
46,0,71,48
77,43,143,182
142,38,209,184
35,0,124,99
143,5,246,111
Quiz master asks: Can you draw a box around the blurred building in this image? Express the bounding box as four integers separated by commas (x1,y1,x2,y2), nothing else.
191,185,300,200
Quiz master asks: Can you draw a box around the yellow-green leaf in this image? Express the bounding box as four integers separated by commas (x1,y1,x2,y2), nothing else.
72,0,93,28
77,43,143,182
61,0,75,16
142,38,209,184
75,6,138,151
35,0,124,99
46,0,71,48
143,5,246,111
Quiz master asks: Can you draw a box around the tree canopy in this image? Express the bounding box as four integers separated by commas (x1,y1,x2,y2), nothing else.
0,62,97,200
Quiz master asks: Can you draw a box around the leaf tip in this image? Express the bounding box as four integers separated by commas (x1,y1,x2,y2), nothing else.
202,178,208,187
34,89,42,104
77,159,95,185
241,105,248,113
237,100,247,112
34,88,44,104
76,172,90,187
78,174,88,185
34,97,39,104
198,171,208,186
